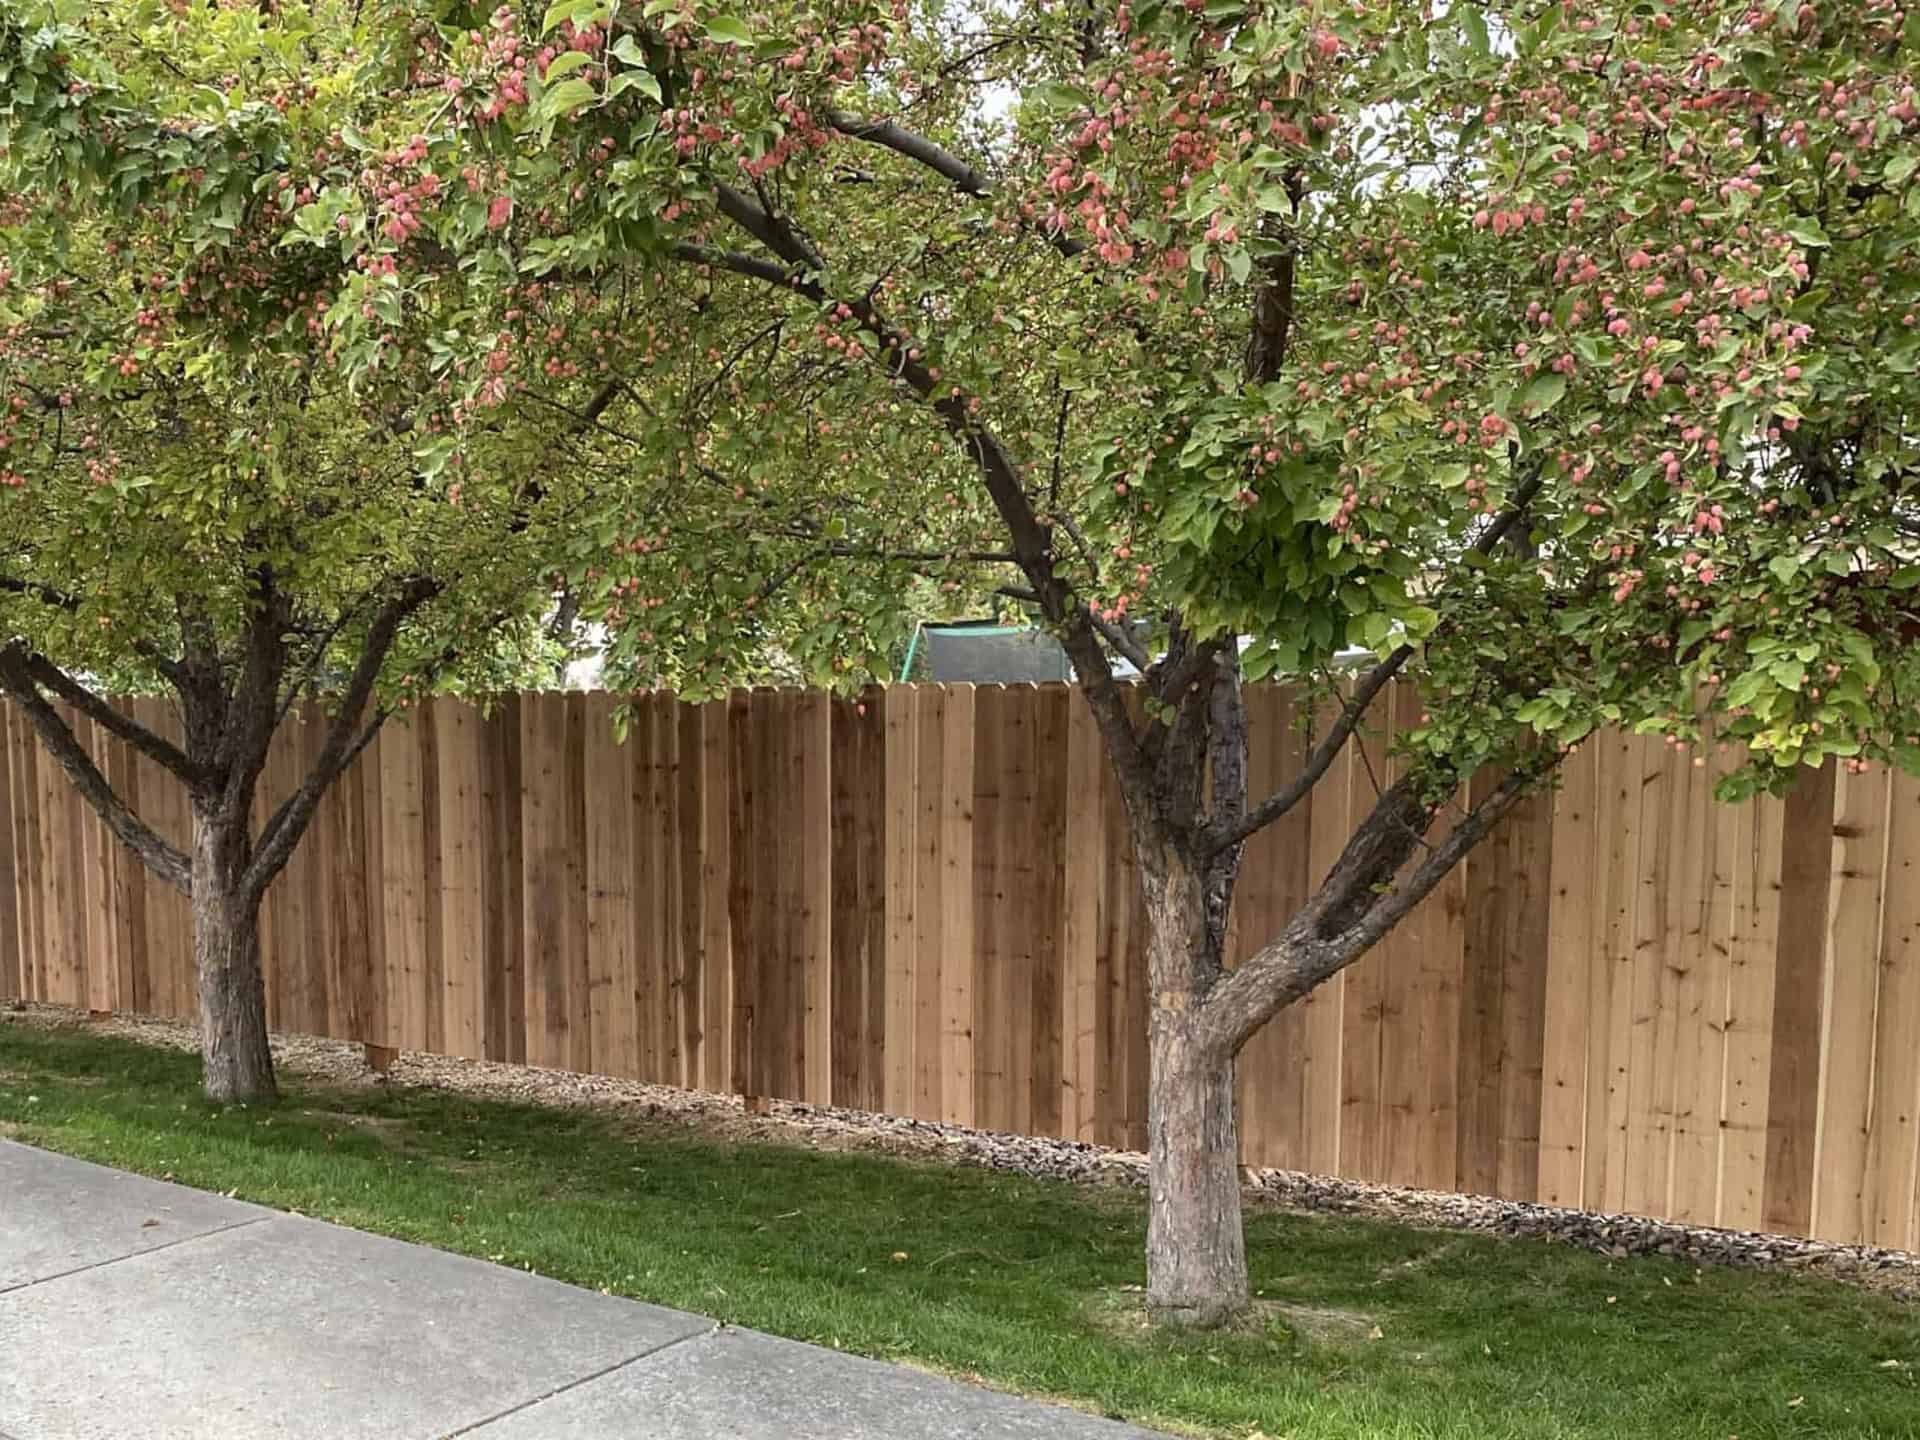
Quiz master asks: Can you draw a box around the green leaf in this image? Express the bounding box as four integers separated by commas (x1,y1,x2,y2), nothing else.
1784,218,1829,248
537,77,597,121
1402,605,1440,640
705,16,755,46
610,34,648,66
1514,696,1559,727
610,70,662,103
1458,4,1490,55
542,1,610,33
543,50,593,82
1031,81,1093,113
1886,153,1917,187
1518,371,1566,415
1723,671,1770,708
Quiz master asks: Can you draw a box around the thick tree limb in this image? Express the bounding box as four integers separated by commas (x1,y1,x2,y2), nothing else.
1091,612,1151,672
1202,649,1247,963
0,574,81,610
1203,659,1404,858
1323,766,1550,965
824,110,1087,260
13,650,203,784
1199,759,1554,1055
671,242,807,292
825,110,993,195
1244,175,1305,384
131,638,191,691
1155,636,1219,835
216,566,291,823
820,544,1019,564
0,643,191,892
1293,775,1435,941
244,577,438,897
270,599,361,737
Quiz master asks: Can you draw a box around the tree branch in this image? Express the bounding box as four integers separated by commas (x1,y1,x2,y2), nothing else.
1199,758,1555,1055
216,564,291,821
0,643,191,893
243,577,438,897
1244,175,1305,384
666,192,1159,817
269,597,362,738
13,650,203,784
825,110,993,194
670,242,808,293
1202,467,1548,856
1090,612,1151,672
0,574,197,692
1323,765,1551,965
824,111,1087,260
0,574,80,610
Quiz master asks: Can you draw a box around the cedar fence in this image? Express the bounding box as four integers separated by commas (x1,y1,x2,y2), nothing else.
1,684,1917,1251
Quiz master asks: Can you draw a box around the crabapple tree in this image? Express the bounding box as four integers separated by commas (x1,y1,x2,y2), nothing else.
395,0,1915,1323
0,1,606,1102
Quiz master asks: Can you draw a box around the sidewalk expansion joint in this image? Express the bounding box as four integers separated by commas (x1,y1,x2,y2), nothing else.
0,1214,274,1298
441,1322,723,1439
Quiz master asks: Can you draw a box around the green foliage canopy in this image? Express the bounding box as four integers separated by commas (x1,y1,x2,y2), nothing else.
8,0,1920,796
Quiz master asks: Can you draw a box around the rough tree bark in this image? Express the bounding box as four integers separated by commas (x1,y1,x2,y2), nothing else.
1140,850,1245,1326
192,804,275,1104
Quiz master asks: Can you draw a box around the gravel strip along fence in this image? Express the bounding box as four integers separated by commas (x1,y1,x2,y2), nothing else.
9,1001,1917,1300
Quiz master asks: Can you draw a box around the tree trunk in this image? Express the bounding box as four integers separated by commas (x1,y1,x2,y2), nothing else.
191,806,277,1105
1142,862,1248,1326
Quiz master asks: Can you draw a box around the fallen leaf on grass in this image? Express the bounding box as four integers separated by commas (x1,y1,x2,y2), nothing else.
1366,1325,1384,1341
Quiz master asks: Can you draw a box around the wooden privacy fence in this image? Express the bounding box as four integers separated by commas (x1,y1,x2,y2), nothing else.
2,684,1918,1252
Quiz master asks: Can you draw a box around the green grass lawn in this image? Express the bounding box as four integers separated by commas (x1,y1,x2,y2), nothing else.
2,1020,1915,1439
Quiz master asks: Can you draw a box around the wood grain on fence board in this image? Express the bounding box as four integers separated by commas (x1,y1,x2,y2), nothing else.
1060,689,1102,1143
1865,774,1920,1248
8,683,1920,1251
1763,763,1837,1237
0,710,20,1001
1812,766,1891,1243
1539,740,1598,1207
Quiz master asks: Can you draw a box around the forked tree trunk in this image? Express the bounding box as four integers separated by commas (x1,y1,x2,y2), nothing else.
191,806,276,1105
1142,860,1248,1325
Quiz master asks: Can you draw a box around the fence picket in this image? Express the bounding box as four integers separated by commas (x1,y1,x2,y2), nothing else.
5,684,1914,1249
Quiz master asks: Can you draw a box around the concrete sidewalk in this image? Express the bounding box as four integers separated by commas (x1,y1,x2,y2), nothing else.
0,1142,1164,1439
